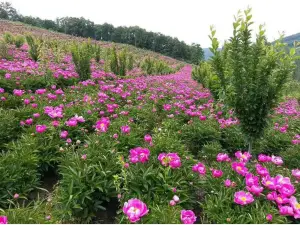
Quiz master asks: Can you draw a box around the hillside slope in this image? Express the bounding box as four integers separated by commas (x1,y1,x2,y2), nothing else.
0,19,185,67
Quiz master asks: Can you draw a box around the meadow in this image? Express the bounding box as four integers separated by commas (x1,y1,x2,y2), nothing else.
0,9,300,225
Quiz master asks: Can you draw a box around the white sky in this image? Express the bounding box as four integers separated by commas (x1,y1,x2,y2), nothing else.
7,0,300,47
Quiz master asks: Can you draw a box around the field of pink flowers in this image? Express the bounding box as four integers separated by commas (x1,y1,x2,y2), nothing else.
0,37,299,224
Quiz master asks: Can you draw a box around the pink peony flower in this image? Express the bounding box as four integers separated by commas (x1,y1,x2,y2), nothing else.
13,193,19,199
232,162,248,176
245,173,259,187
235,151,252,162
25,118,33,125
121,125,131,134
123,199,149,223
192,162,206,175
279,206,294,216
278,183,295,197
271,156,283,166
129,147,150,164
292,169,300,181
266,214,273,222
36,125,47,133
290,196,300,219
81,154,87,160
216,153,231,162
60,130,68,139
95,117,110,133
258,154,272,163
65,119,77,127
158,153,181,169
212,169,223,178
13,89,25,96
180,210,197,224
256,164,269,177
246,185,264,196
262,176,276,190
170,200,176,206
266,191,277,201
0,216,7,224
234,191,254,205
52,120,60,127
224,179,232,187
144,134,152,143
199,115,206,121
173,195,180,202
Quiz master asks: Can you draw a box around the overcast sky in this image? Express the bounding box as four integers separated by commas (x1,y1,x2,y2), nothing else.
7,0,300,47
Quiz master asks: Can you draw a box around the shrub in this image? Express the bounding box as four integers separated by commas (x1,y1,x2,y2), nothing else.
0,140,40,208
209,8,296,151
181,118,221,155
0,41,12,60
127,53,134,71
71,42,92,81
3,32,14,44
25,35,41,61
280,144,300,169
3,197,53,224
220,126,246,154
53,134,121,223
0,109,22,150
22,76,48,91
14,35,25,48
116,154,204,223
0,94,23,109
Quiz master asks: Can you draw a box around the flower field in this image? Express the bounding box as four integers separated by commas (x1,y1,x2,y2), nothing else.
0,20,299,224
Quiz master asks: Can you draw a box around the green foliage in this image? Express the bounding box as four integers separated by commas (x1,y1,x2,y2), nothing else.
14,35,25,48
0,94,22,109
25,34,41,61
209,8,297,151
93,44,101,62
127,53,134,71
180,118,221,156
54,134,121,223
3,32,14,44
109,47,128,76
110,46,119,75
0,41,12,60
3,197,53,224
141,57,175,75
0,109,22,150
200,161,291,224
0,141,40,208
119,49,127,76
71,42,92,81
279,144,300,169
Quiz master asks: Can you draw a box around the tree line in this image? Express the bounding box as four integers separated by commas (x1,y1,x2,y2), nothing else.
0,2,204,64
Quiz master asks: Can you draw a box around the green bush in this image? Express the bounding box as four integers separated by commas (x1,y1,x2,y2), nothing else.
0,140,40,208
0,78,17,94
22,76,48,91
0,95,23,109
71,42,92,81
0,41,13,60
53,134,121,223
3,198,53,224
0,109,22,150
3,32,14,44
14,35,25,48
277,144,300,169
200,141,223,161
25,35,41,62
181,118,221,155
220,126,246,154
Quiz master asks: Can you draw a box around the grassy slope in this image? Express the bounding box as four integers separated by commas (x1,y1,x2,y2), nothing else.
0,19,185,67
